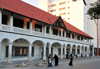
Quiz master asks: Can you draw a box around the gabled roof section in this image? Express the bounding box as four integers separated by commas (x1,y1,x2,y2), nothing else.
0,0,59,25
63,20,93,39
52,16,66,29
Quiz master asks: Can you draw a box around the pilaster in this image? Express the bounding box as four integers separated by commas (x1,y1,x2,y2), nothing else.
28,44,32,61
7,43,13,63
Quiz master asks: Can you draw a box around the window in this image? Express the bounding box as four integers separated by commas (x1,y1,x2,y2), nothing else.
6,46,8,57
68,1,69,3
68,6,70,9
2,14,8,25
13,18,24,28
27,22,30,29
59,7,66,10
53,29,58,35
15,47,28,56
68,18,70,20
63,18,66,20
67,33,70,38
35,24,42,32
32,47,34,56
73,0,76,2
46,27,49,33
59,2,66,5
59,13,66,16
50,9,56,12
68,12,70,14
50,4,56,7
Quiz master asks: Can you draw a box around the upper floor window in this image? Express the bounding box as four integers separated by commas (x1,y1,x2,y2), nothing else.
35,24,42,32
50,4,56,7
46,27,49,33
59,13,66,16
27,22,30,29
53,29,58,35
73,0,77,2
59,7,66,10
50,9,56,12
2,14,8,25
59,2,66,5
13,18,24,28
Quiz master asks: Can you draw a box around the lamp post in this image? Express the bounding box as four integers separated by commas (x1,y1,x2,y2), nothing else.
97,0,99,57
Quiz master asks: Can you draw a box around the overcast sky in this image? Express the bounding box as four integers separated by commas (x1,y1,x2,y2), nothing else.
21,0,58,8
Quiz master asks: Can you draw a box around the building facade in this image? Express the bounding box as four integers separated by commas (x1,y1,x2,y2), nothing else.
39,0,100,55
0,0,94,63
39,0,88,33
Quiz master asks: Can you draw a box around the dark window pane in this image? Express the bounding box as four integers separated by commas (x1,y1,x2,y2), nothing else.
13,18,24,28
35,24,42,32
46,27,49,33
2,14,8,25
27,22,30,29
53,29,58,35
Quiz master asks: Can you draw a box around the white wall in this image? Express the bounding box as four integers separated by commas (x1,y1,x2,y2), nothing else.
88,0,97,48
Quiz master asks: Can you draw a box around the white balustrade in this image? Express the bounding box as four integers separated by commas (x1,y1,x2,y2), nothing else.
13,27,30,34
33,31,45,37
46,33,50,38
2,24,10,31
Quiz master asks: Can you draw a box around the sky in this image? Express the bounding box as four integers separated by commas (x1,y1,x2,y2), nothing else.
21,0,58,8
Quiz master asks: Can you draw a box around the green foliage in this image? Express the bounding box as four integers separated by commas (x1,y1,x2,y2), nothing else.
87,2,100,20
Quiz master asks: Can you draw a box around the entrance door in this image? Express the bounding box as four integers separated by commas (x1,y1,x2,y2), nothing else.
39,47,43,59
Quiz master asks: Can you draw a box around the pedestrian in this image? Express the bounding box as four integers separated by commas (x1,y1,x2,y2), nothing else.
69,54,73,66
48,54,51,65
84,53,86,58
47,55,52,67
52,54,59,66
66,52,69,59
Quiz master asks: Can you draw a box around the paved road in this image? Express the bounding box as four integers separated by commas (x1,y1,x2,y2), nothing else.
1,58,100,69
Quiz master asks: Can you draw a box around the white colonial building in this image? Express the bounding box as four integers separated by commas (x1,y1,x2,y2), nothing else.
0,0,94,63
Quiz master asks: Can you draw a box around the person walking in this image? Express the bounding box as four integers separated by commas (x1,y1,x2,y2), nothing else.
69,54,73,66
47,54,52,67
52,54,59,66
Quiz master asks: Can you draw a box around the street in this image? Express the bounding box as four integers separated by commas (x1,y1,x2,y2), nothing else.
1,57,100,69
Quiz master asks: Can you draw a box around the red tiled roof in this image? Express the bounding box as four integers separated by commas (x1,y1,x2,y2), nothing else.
63,20,93,39
0,0,58,24
0,0,93,39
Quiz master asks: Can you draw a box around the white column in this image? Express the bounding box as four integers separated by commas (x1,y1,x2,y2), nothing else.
75,34,77,40
30,19,32,35
80,47,82,57
86,47,88,57
49,44,51,55
8,43,12,63
70,33,72,39
28,44,32,61
92,46,94,57
70,46,72,54
43,45,46,60
80,36,81,41
83,47,85,57
0,42,1,59
61,28,63,37
0,9,2,30
75,46,77,55
88,47,90,57
49,25,51,38
9,14,13,31
64,45,67,58
61,46,63,58
45,25,46,37
64,31,66,38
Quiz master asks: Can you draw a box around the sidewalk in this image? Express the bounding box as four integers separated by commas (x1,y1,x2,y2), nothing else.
0,57,99,68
